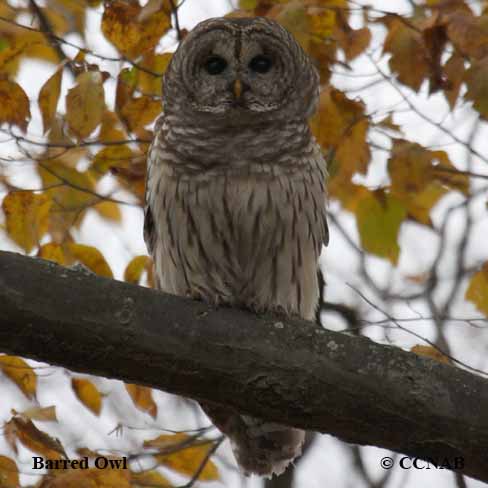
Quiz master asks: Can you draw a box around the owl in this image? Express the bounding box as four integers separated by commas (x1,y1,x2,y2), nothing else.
144,16,328,477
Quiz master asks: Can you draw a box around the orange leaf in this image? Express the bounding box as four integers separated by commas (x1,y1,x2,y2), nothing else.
0,455,19,488
67,243,113,278
0,355,37,399
0,78,31,131
39,67,63,133
131,470,171,487
120,95,161,132
124,256,151,284
466,262,488,316
66,71,105,139
71,378,103,416
411,345,451,364
125,383,158,418
2,192,51,253
93,201,122,222
101,1,171,59
38,243,68,265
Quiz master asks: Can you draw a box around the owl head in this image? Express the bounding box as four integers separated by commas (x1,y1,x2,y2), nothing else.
162,17,319,125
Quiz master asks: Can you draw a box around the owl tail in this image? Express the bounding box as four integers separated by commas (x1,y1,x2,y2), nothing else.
201,403,305,477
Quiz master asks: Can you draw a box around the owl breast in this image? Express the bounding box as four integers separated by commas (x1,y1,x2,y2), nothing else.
146,132,327,321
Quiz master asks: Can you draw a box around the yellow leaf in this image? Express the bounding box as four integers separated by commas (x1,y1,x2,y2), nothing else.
71,378,103,416
144,432,190,449
155,440,219,481
125,383,158,418
411,345,451,364
7,416,66,459
39,68,63,133
124,256,151,284
38,243,68,265
0,455,19,488
120,95,161,132
466,262,488,316
91,145,134,177
2,192,51,253
101,1,171,59
465,56,488,120
67,243,113,278
0,356,37,399
98,110,128,143
131,470,170,487
21,406,58,422
137,52,172,97
0,78,31,131
311,87,370,182
355,190,406,264
66,71,105,139
383,16,430,91
93,201,122,222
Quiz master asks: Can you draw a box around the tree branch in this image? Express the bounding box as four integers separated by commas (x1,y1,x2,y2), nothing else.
1,250,488,483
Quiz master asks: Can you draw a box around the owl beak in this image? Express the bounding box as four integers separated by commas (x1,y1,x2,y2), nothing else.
232,79,242,99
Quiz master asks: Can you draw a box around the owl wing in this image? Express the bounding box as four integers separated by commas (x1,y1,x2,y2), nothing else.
143,114,165,256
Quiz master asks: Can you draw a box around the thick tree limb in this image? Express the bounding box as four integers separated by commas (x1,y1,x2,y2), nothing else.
1,250,488,483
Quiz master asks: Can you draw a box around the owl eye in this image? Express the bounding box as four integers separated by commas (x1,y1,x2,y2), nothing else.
249,55,272,73
204,56,228,75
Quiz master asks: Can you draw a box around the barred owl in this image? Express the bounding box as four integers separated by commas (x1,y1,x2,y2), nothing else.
144,17,328,477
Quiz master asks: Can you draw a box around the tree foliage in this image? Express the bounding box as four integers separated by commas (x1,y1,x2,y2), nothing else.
1,0,488,487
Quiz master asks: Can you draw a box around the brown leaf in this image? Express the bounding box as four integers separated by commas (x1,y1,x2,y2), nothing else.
21,406,58,422
131,470,171,487
446,10,488,60
66,71,105,139
125,383,158,418
39,467,130,488
383,16,430,91
0,78,31,131
2,192,51,253
443,51,465,109
120,95,161,132
464,56,488,120
71,378,103,416
7,416,67,459
39,68,63,133
0,355,37,399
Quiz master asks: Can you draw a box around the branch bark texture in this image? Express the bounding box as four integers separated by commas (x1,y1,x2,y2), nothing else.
1,251,487,482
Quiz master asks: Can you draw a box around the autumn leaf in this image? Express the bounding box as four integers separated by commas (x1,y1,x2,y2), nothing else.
124,256,151,284
137,52,172,96
411,345,451,364
40,467,131,488
66,71,105,138
120,95,161,133
2,192,51,253
464,56,488,120
0,455,19,488
131,470,171,488
445,10,488,60
6,416,66,460
67,243,113,278
0,78,31,131
71,378,103,416
155,439,219,481
443,51,465,109
91,145,134,177
0,356,37,399
382,15,430,91
39,67,63,133
125,383,158,418
311,87,370,187
38,243,69,265
355,190,407,264
93,201,122,222
102,1,171,59
465,262,488,316
21,406,58,422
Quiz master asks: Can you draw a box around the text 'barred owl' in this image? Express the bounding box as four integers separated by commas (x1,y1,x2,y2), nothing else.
144,16,328,477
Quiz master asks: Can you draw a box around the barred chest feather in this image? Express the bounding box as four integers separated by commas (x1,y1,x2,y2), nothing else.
145,119,328,321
